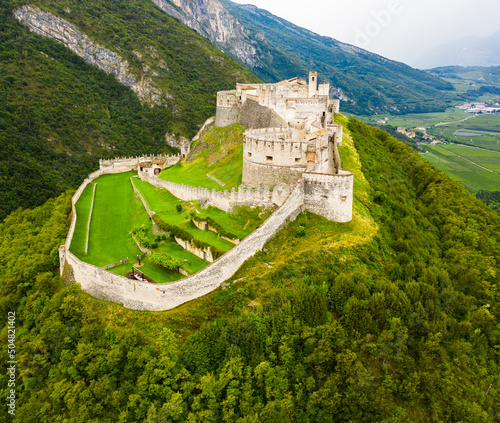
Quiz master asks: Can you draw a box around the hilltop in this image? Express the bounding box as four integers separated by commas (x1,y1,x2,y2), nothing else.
1,116,499,420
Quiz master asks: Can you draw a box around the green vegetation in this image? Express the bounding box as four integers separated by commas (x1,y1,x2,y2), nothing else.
477,190,500,213
152,214,225,260
70,172,209,280
69,172,188,281
0,0,258,220
149,252,183,271
132,177,237,252
159,123,246,191
191,214,239,240
3,116,499,421
422,144,500,192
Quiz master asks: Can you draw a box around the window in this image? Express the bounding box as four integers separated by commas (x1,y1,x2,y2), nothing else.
295,158,301,163
248,152,252,157
266,156,273,162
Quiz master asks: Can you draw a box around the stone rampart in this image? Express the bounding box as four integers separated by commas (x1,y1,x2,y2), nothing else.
138,171,294,210
303,171,353,222
59,178,305,311
99,154,181,174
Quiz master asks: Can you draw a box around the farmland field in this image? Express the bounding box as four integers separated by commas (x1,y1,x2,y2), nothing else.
357,109,500,151
421,144,500,192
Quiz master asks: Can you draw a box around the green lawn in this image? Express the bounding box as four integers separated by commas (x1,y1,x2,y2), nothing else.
132,177,235,252
70,171,208,283
422,144,500,192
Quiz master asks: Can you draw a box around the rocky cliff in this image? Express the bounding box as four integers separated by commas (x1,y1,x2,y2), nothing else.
14,5,166,105
150,0,260,67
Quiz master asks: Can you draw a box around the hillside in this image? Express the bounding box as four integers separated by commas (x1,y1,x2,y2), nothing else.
151,0,459,114
2,117,499,421
159,123,246,191
0,0,259,219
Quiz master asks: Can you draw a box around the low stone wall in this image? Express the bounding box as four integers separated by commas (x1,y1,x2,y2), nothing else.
192,219,240,245
174,237,214,262
59,179,305,311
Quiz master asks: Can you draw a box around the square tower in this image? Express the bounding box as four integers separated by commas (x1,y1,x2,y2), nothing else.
308,71,318,98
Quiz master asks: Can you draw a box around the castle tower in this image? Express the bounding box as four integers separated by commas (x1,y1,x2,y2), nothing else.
308,71,318,98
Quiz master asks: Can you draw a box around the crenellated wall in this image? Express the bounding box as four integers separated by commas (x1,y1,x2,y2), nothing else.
303,172,353,222
139,170,294,210
99,154,181,174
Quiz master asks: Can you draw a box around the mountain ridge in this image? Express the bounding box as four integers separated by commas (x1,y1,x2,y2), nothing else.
149,0,458,114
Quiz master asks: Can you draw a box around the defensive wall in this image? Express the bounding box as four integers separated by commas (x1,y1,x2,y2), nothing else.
138,170,294,211
242,127,308,186
59,167,307,311
99,154,181,174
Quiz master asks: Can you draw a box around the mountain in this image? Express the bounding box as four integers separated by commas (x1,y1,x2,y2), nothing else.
0,0,258,220
2,117,499,421
416,31,500,69
150,0,457,114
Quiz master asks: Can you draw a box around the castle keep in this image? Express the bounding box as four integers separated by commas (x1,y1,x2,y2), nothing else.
215,72,352,222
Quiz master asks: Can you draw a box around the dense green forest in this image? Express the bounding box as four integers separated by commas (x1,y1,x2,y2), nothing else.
0,0,258,220
1,118,499,422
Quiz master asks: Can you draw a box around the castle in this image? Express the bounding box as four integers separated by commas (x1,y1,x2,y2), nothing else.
215,71,352,222
58,72,354,311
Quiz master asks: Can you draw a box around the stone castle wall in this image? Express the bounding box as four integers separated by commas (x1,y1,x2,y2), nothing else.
303,172,353,223
239,98,287,129
99,154,181,174
242,128,308,186
138,171,294,210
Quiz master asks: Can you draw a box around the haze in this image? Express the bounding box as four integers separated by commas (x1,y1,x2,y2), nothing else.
230,0,500,67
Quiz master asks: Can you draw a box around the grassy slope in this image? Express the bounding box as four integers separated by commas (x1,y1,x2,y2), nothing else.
159,123,246,191
0,0,259,220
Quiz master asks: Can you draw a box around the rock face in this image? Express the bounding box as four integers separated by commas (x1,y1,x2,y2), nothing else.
150,0,260,67
14,5,165,105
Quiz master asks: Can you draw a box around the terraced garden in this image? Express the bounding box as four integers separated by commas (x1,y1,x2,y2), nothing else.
70,170,267,283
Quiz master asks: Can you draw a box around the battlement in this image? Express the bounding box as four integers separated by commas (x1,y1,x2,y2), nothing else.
99,154,181,174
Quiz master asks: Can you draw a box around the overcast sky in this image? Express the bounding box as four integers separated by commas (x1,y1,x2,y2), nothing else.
231,0,500,67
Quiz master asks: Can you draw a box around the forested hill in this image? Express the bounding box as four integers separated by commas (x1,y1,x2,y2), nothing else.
0,0,258,220
2,117,499,421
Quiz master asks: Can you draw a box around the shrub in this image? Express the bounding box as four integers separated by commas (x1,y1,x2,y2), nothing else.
149,252,183,270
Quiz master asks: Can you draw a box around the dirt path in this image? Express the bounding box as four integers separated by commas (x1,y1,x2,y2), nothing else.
434,114,477,127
